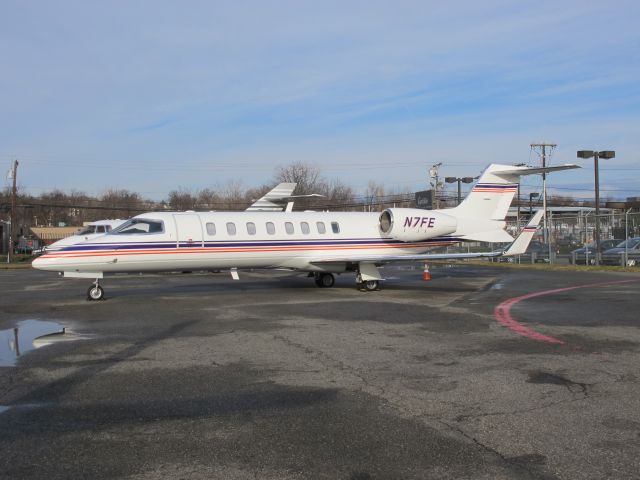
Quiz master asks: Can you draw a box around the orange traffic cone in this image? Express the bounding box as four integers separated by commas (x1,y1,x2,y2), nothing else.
422,262,431,281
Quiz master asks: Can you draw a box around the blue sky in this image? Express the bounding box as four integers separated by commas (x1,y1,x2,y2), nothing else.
2,0,639,201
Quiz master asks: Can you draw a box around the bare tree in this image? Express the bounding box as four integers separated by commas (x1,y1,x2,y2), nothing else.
274,162,328,194
99,189,146,219
364,181,386,212
196,188,221,210
168,188,198,210
217,180,246,210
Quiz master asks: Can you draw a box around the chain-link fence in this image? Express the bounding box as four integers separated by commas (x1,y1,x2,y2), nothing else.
505,211,640,267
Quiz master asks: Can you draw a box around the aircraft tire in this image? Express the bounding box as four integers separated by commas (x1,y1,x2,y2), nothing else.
362,280,379,291
87,284,104,301
315,273,335,288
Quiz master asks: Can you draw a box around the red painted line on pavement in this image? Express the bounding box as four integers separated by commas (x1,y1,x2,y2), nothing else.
494,278,640,344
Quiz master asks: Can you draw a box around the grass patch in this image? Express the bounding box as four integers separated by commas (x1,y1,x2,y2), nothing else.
0,255,35,269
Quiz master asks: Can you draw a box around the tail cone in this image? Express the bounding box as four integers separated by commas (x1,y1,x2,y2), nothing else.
422,263,431,281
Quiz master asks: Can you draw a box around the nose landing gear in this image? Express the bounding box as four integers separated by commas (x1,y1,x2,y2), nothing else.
87,279,105,301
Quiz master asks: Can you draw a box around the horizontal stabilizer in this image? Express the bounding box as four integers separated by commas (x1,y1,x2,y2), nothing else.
450,163,579,221
491,164,580,177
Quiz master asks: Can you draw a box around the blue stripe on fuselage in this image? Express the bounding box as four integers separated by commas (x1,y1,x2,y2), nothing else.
55,237,463,253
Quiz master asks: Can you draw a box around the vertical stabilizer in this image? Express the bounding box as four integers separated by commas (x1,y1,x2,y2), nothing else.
449,165,518,221
449,163,579,221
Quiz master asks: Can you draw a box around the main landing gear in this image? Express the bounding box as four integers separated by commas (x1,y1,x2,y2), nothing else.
314,273,335,288
356,274,380,292
87,279,105,301
313,265,382,291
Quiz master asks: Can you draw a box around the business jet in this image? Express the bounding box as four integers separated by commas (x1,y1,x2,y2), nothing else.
43,184,297,254
32,163,577,300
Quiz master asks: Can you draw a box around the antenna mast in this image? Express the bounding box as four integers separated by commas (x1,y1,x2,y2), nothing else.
8,159,18,263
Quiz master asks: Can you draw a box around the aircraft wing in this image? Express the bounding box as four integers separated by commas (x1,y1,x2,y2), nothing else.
310,210,544,265
246,183,297,211
310,250,504,264
501,210,544,256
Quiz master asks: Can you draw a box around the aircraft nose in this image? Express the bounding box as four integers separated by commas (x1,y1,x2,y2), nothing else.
32,255,57,271
31,256,45,270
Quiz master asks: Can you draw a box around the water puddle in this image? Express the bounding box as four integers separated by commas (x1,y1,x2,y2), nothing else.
0,320,65,367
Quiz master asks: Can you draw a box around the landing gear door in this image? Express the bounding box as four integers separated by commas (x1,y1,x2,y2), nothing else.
173,214,204,248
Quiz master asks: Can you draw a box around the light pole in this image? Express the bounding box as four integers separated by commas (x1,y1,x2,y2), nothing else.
445,176,474,205
577,150,615,266
529,192,540,216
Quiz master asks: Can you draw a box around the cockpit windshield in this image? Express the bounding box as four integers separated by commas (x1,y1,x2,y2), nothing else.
110,218,164,235
77,226,96,235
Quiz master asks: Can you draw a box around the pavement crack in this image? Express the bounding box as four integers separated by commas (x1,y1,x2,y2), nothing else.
436,418,550,479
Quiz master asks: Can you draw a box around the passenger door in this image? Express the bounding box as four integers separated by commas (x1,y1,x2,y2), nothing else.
173,214,204,248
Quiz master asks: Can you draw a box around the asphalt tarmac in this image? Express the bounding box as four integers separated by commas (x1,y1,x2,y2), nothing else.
0,265,639,480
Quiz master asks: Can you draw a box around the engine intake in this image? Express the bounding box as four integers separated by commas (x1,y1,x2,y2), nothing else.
379,208,457,242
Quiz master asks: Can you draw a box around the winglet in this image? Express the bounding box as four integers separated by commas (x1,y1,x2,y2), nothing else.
502,210,544,256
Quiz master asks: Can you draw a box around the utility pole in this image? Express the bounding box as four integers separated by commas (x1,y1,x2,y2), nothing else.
530,143,556,256
8,159,18,263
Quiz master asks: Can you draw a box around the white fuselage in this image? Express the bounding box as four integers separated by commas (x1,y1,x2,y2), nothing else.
32,211,462,274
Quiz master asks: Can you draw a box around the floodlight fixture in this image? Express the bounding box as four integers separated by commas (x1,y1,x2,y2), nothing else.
577,150,595,159
445,176,475,205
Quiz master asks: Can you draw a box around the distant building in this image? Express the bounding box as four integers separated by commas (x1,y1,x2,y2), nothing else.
30,226,80,247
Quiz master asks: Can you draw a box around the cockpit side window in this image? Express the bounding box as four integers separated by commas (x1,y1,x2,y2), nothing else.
111,219,164,235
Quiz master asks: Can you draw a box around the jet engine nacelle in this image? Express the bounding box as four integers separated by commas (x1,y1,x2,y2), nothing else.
379,208,457,242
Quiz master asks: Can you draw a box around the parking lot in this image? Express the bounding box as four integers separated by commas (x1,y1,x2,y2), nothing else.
1,265,640,479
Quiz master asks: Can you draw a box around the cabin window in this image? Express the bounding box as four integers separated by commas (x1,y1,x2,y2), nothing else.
331,221,340,234
226,222,236,235
300,222,310,235
266,222,276,235
105,226,112,232
285,222,294,235
316,222,326,234
111,219,164,235
96,226,106,233
246,222,256,235
206,222,216,236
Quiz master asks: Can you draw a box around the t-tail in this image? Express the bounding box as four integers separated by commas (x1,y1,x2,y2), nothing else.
445,163,579,243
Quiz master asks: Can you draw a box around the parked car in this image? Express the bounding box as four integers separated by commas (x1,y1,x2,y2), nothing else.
495,240,554,263
601,237,640,266
556,235,581,254
570,239,624,265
